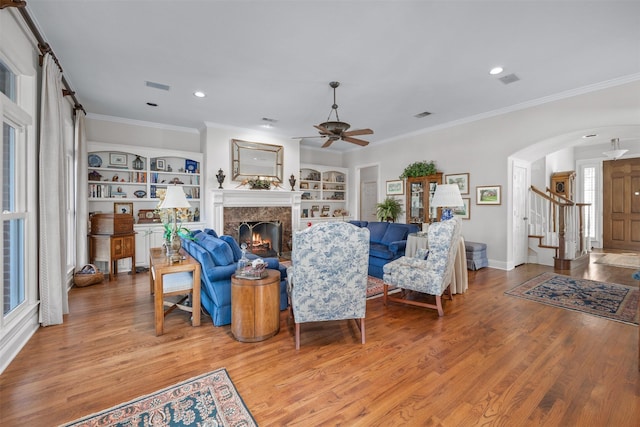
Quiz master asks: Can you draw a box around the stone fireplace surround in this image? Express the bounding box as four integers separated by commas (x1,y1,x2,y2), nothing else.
211,189,302,254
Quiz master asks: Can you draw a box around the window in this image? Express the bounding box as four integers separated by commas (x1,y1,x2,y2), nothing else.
2,121,26,316
578,161,601,248
0,60,16,102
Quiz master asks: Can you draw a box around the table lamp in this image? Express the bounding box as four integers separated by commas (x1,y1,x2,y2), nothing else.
431,184,464,221
160,185,191,261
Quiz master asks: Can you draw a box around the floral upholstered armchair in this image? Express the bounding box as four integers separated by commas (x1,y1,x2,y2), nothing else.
287,221,370,349
382,218,462,316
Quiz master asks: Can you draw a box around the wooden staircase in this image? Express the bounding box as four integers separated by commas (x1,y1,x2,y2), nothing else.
528,186,590,269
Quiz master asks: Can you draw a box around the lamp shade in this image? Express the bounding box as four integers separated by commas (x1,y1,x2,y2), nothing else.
431,184,464,208
160,185,191,209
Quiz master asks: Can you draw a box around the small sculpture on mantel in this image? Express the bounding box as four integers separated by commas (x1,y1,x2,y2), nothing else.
216,168,225,189
289,174,296,191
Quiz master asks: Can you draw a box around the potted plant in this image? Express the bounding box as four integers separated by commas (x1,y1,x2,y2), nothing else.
376,197,404,222
399,160,437,178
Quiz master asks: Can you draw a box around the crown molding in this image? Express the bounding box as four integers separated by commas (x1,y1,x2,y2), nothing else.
86,113,200,134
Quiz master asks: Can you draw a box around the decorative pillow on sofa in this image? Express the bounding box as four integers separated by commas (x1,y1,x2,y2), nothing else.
415,247,430,260
381,224,408,244
203,228,219,238
193,232,235,266
219,235,243,261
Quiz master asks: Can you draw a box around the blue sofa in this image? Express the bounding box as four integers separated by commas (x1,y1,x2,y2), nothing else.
181,229,288,326
348,221,420,279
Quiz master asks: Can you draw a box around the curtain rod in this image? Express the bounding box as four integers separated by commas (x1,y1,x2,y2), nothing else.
1,0,86,114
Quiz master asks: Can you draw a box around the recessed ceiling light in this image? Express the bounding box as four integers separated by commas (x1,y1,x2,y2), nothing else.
146,102,158,107
489,66,504,75
193,91,206,98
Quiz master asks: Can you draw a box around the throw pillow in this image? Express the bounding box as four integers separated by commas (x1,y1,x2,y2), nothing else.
219,235,243,261
415,247,429,260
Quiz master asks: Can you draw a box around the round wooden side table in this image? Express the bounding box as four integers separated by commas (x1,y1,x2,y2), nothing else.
231,269,281,342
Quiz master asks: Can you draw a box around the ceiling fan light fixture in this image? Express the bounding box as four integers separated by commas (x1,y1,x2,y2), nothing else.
319,121,350,133
603,138,628,160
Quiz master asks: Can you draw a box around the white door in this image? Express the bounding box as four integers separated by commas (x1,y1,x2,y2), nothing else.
512,160,530,266
360,181,378,221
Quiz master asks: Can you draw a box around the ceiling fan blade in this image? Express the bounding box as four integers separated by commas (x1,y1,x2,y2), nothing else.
314,124,335,135
291,135,327,139
343,128,373,137
342,136,369,146
322,138,336,148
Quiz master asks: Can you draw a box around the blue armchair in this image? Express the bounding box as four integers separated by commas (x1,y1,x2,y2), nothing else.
288,222,370,349
382,218,462,316
182,229,288,326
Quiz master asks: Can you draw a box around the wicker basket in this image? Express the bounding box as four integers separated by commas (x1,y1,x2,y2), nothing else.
74,264,105,287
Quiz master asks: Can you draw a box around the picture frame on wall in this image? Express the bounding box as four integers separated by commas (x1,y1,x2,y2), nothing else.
386,180,404,195
452,198,471,219
114,202,133,215
444,173,470,195
476,185,501,205
109,152,127,166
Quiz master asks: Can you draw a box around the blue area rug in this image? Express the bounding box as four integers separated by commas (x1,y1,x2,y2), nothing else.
60,368,256,427
506,272,638,325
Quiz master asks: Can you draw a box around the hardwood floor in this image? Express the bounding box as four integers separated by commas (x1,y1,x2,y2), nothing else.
1,256,638,426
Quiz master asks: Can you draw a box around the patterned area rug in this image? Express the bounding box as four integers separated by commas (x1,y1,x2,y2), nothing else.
60,368,256,427
593,252,640,269
506,272,639,325
366,275,399,299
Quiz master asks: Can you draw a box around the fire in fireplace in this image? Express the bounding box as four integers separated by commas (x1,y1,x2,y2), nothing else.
238,221,282,258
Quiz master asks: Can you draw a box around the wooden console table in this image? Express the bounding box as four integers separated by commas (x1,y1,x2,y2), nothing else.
231,269,281,342
149,247,201,336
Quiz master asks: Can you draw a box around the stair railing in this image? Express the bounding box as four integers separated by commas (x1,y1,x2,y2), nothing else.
529,186,590,261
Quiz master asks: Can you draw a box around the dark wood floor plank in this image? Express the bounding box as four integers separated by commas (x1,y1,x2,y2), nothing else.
0,256,639,426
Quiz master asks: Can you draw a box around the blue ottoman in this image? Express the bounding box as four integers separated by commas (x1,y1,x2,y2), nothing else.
465,241,488,270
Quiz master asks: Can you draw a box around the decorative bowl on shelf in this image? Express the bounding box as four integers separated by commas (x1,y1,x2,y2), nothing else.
88,154,102,167
133,190,146,198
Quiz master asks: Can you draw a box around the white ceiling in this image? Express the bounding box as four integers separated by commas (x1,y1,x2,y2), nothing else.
26,1,640,152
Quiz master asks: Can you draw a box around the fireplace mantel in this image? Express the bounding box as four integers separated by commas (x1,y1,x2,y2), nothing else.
211,189,302,234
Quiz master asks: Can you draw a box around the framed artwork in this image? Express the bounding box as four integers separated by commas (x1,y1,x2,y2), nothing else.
476,185,501,205
444,173,470,195
301,209,309,218
156,159,166,170
109,152,127,166
386,180,404,195
452,198,471,219
114,202,133,215
300,182,309,189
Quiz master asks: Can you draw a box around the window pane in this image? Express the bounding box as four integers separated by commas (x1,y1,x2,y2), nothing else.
3,122,16,212
3,219,24,316
583,166,596,238
0,61,16,102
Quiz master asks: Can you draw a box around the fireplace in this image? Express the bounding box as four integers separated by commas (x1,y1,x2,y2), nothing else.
211,189,302,256
238,221,283,257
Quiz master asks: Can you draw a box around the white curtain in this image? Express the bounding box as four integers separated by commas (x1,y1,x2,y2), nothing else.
39,53,69,326
75,110,88,266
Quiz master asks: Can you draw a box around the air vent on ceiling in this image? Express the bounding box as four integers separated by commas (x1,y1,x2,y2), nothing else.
499,73,520,85
262,117,278,123
414,111,432,118
145,81,171,91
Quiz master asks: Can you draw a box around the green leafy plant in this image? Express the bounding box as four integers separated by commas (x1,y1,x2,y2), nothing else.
399,160,437,178
248,178,272,189
376,197,404,222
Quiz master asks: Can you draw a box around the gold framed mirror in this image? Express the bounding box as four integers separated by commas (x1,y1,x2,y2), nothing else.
231,139,283,182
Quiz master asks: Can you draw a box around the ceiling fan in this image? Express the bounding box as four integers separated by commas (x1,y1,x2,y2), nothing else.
296,81,373,148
